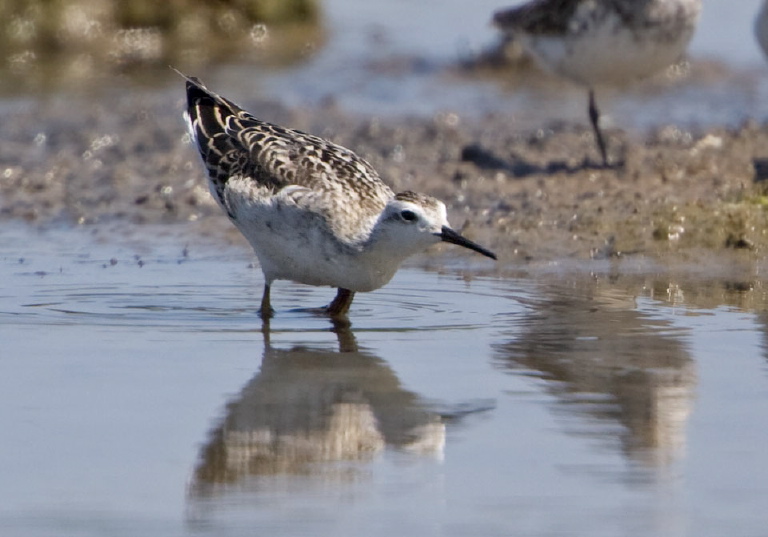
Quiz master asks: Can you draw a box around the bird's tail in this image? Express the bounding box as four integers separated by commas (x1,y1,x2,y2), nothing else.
175,69,245,209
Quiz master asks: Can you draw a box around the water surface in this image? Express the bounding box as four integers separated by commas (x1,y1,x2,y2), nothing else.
2,226,768,536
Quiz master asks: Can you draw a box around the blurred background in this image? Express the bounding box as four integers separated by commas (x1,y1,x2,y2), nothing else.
0,0,767,128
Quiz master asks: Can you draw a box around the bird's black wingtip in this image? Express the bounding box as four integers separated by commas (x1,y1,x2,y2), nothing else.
184,76,206,93
169,66,208,96
170,66,195,86
171,68,217,110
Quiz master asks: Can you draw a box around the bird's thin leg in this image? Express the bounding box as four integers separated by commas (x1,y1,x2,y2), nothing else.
588,89,609,167
259,283,275,320
325,288,355,318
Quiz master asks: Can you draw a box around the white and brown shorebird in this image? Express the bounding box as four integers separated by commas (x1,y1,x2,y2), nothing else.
183,76,496,319
493,0,702,166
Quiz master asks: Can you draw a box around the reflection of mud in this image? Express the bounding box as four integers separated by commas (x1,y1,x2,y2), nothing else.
189,327,445,497
642,274,768,312
496,280,696,466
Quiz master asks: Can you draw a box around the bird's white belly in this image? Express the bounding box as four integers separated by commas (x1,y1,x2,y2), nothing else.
233,209,398,293
524,13,695,86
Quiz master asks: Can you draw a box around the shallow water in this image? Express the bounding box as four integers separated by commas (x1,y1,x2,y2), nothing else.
3,226,768,536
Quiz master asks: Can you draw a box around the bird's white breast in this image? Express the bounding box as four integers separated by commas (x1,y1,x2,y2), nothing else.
523,2,699,86
225,179,401,292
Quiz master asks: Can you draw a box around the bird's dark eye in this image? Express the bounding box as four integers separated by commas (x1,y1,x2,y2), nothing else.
400,210,417,222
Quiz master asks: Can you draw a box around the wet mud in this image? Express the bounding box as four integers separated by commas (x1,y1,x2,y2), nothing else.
3,76,768,271
1,0,767,272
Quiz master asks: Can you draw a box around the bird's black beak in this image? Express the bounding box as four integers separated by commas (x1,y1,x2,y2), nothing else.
438,226,497,260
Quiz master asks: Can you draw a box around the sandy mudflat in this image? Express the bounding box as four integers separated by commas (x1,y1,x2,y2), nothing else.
2,83,768,269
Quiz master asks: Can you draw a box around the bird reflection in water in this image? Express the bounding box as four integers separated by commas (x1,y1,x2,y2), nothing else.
188,320,453,499
496,282,697,468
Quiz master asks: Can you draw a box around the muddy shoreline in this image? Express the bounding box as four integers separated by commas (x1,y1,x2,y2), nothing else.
2,81,768,270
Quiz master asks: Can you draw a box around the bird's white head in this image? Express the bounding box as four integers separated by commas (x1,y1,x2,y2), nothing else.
371,191,496,261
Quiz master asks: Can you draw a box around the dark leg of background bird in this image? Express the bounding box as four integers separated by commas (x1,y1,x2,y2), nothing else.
588,89,609,167
326,288,355,318
259,284,275,319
